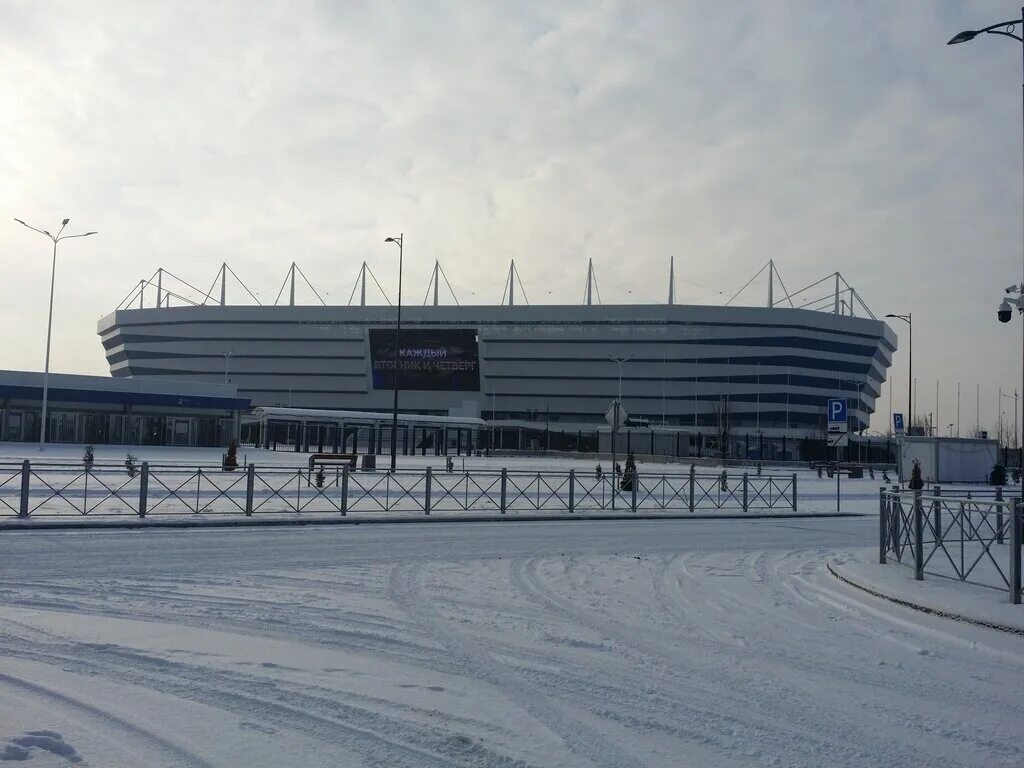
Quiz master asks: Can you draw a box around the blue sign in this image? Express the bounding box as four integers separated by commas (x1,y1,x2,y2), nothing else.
827,398,847,424
893,413,905,434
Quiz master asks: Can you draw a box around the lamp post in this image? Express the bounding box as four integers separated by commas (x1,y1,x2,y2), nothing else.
223,352,234,385
948,10,1024,477
609,355,631,509
385,234,404,471
1001,390,1021,468
885,313,912,434
13,218,97,450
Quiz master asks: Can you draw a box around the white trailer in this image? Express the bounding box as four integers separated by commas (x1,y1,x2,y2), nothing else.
898,436,999,484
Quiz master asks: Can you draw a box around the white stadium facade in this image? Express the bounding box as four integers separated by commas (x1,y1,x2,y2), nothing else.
96,261,898,461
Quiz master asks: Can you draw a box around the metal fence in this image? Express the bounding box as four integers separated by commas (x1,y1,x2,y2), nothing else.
879,487,1023,605
0,461,797,520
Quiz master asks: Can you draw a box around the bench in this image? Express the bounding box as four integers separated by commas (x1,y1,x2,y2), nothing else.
826,465,864,479
308,453,357,470
307,453,359,487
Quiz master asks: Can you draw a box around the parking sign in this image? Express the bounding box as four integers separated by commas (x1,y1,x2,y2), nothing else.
893,413,905,435
827,398,847,426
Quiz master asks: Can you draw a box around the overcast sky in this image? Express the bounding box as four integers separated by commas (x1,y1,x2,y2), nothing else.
3,1,1023,434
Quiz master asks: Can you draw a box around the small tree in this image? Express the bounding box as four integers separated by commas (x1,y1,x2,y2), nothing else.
817,464,823,479
125,453,138,478
908,459,924,490
990,464,1008,487
82,445,95,469
223,440,238,471
314,466,325,488
620,452,637,491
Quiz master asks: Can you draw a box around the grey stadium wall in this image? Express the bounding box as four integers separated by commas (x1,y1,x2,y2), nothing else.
97,303,896,435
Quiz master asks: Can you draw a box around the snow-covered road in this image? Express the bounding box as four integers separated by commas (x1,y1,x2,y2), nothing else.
1,518,1022,767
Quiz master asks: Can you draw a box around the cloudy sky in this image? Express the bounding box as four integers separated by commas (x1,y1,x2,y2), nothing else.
2,0,1022,433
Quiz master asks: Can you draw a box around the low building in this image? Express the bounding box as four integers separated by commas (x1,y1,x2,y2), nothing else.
0,369,250,447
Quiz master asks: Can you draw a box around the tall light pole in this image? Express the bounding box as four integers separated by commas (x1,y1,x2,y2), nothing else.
885,313,912,433
948,11,1024,475
1001,390,1021,463
13,218,97,450
223,352,234,385
609,355,630,509
385,234,404,471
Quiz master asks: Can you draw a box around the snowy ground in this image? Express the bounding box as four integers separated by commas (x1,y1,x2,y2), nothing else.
1,518,1023,767
831,550,1024,632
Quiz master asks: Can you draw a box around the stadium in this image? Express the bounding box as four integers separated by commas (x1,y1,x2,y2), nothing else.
94,259,897,460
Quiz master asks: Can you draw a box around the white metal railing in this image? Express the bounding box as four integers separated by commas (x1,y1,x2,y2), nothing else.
0,461,798,520
879,486,1023,605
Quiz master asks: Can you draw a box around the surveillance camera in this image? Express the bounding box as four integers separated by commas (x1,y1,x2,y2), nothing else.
998,299,1013,323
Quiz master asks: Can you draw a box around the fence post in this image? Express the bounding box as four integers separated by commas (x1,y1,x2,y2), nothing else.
995,487,1003,548
340,465,348,516
791,473,797,512
244,464,255,516
138,462,149,518
424,466,432,515
1011,499,1021,605
568,469,575,513
878,487,887,564
689,465,695,513
630,475,637,513
18,460,29,518
500,468,507,514
996,486,1005,545
742,473,748,513
932,486,941,544
891,485,901,559
913,490,924,581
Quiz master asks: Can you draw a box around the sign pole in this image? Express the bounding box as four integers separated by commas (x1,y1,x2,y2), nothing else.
836,430,841,513
612,398,618,510
827,397,849,513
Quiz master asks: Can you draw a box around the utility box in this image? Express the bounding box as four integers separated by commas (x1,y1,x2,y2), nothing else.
898,436,998,484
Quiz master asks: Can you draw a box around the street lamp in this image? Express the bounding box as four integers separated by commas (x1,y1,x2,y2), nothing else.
608,355,630,509
947,10,1024,478
385,234,404,471
223,352,235,385
885,313,912,434
13,217,97,450
1001,391,1021,466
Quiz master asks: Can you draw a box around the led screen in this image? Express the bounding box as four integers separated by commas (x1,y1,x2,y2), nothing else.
369,328,480,391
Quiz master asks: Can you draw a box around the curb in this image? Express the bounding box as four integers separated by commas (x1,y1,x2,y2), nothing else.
826,560,1024,636
0,510,868,532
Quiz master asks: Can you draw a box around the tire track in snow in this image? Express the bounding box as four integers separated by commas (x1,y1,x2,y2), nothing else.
511,555,891,767
388,560,645,768
0,669,217,768
0,634,513,768
660,550,1024,766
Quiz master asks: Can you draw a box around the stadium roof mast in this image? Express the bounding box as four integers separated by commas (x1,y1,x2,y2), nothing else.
501,260,528,306
585,259,594,306
422,260,460,306
668,256,675,306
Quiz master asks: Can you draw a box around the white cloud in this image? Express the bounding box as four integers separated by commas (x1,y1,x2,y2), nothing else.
1,0,1022,432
